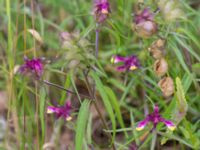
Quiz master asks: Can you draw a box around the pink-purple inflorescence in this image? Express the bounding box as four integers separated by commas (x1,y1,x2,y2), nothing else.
135,8,154,24
136,105,176,131
19,57,43,79
47,101,72,121
111,55,140,72
94,0,111,23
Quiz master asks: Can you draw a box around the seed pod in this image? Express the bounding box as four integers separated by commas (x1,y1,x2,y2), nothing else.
153,58,168,77
135,21,157,38
148,39,165,59
158,77,174,97
148,48,163,59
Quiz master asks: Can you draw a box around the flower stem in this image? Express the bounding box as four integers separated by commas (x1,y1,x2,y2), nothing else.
83,72,116,150
150,130,157,150
42,80,92,99
95,24,99,58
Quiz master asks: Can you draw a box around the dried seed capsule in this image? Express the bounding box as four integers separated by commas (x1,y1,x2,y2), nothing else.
133,8,157,38
135,21,157,38
148,39,165,59
158,77,174,97
153,58,168,77
148,48,163,59
155,39,165,48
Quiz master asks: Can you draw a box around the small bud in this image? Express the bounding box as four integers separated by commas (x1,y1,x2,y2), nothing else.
158,77,174,97
153,58,168,77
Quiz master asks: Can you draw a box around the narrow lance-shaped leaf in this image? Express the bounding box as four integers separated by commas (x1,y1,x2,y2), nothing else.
173,77,188,124
104,86,128,138
91,72,116,144
75,100,91,150
39,87,46,145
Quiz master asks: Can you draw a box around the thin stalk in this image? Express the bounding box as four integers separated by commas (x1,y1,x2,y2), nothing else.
150,130,157,150
23,0,27,148
95,24,99,58
42,80,92,99
6,0,20,147
31,0,40,148
35,82,40,150
83,73,116,150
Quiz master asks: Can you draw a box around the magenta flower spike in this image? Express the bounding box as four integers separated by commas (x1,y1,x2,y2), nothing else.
111,55,140,72
47,101,72,121
136,105,176,131
94,0,111,23
135,8,154,24
19,57,43,79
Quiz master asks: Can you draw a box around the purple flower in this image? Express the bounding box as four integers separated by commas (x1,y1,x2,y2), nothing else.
94,0,111,23
135,8,154,24
111,55,140,72
134,8,157,38
47,101,72,121
19,57,43,78
136,105,176,131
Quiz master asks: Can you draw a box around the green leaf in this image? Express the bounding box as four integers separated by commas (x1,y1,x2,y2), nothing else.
75,99,91,150
70,70,82,103
39,87,46,145
104,86,128,138
176,77,188,119
91,72,116,144
169,40,190,75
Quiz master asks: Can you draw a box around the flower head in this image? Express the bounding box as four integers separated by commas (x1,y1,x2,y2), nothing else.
133,8,157,38
135,8,154,24
136,105,176,131
94,0,111,23
111,55,140,72
19,57,43,79
47,101,72,121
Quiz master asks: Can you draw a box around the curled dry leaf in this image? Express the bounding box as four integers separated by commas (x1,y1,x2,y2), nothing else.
153,58,168,77
158,77,174,97
28,29,44,44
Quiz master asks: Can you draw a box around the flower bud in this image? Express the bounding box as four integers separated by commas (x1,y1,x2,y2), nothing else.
93,0,111,23
153,58,168,77
158,77,174,97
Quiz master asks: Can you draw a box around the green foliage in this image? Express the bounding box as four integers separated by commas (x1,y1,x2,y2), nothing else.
91,72,116,144
75,99,91,150
1,0,200,149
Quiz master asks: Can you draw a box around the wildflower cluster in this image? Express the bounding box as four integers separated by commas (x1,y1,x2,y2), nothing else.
16,0,180,149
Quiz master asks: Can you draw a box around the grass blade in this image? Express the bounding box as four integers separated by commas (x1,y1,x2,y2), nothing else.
75,99,91,150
